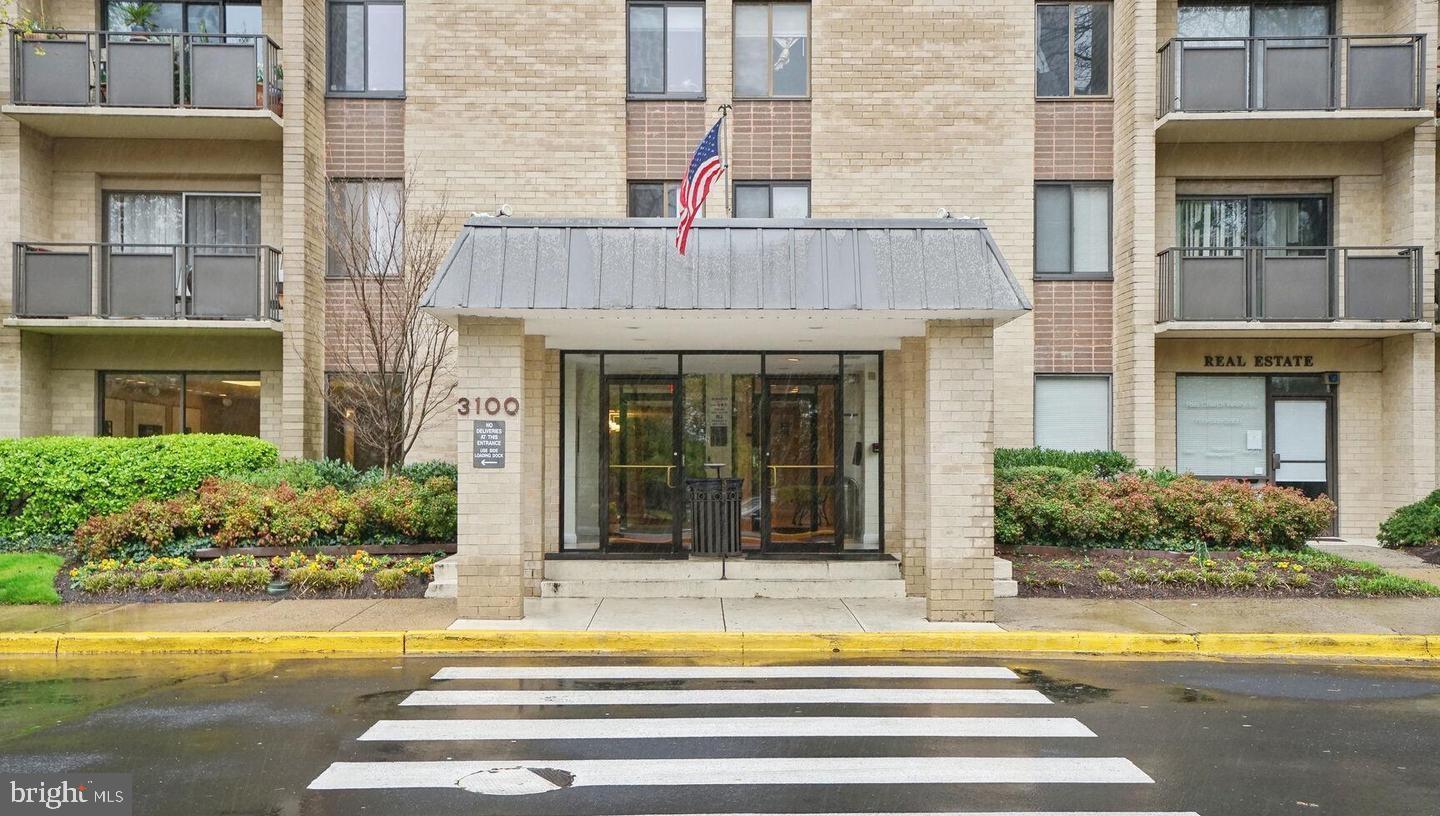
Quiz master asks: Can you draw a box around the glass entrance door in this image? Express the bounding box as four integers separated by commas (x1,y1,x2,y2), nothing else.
1271,398,1331,500
763,377,841,552
602,377,681,552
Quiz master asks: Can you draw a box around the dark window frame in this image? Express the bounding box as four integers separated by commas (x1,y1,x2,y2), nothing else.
732,1,812,100
627,180,683,217
1035,1,1113,99
326,177,403,278
1034,180,1113,279
733,180,811,218
97,370,263,437
626,0,707,100
326,0,406,98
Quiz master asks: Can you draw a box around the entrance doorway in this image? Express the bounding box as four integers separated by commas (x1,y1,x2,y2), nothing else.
565,352,882,556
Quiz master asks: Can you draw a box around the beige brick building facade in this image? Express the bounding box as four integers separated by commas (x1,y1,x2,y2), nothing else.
1,0,1437,620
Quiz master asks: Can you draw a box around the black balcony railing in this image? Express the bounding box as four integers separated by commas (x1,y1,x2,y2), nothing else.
12,242,282,321
1157,34,1425,116
1157,246,1422,323
10,30,281,113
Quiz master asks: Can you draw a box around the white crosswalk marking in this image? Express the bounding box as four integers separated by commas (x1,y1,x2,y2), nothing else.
360,716,1097,741
309,756,1156,790
307,661,1199,813
432,665,1020,680
400,688,1052,707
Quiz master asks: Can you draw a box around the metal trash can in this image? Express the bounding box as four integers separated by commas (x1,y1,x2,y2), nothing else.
686,477,743,556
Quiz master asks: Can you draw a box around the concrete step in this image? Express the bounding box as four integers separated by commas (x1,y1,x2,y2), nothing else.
993,557,1013,581
540,578,907,599
993,579,1019,599
543,558,901,583
424,554,459,599
543,560,721,582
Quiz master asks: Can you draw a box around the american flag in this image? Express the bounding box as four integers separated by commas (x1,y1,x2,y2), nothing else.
675,118,726,256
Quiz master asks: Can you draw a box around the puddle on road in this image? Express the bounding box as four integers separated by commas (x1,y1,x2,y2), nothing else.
1012,669,1113,703
457,766,575,795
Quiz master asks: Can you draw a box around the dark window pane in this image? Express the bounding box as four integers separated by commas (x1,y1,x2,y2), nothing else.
328,3,365,92
629,183,664,217
101,373,183,437
629,5,665,94
1035,185,1072,273
1074,4,1109,95
325,373,402,469
1177,5,1249,38
1036,4,1070,96
187,4,221,37
184,374,262,435
366,4,404,92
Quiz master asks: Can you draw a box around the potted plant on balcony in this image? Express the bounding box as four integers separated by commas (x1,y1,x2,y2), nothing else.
115,1,160,38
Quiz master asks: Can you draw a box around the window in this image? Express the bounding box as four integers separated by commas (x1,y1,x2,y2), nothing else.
1176,196,1330,250
1177,2,1331,39
1176,375,1267,478
1035,182,1111,276
628,2,704,97
734,181,809,217
104,192,261,249
103,1,261,34
100,372,261,437
328,0,404,95
1034,375,1111,451
327,179,402,277
734,3,809,98
1036,2,1111,97
324,372,402,470
628,182,681,217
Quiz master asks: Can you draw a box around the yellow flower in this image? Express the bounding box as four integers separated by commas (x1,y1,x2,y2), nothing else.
1276,562,1289,569
1293,565,1305,572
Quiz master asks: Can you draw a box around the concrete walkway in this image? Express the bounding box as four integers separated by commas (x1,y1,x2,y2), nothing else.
4,595,1440,635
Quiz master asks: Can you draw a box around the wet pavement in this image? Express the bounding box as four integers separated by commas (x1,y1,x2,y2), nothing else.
0,655,1437,815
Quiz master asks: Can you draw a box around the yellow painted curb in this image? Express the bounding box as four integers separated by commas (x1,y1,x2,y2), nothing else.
405,630,746,656
55,631,406,655
0,633,59,655
1195,632,1434,661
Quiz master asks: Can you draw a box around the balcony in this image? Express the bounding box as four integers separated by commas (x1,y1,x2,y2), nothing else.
9,242,281,333
5,30,281,141
1156,246,1427,336
1156,34,1429,143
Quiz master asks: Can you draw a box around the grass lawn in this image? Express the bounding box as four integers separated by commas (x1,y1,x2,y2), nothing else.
0,553,63,605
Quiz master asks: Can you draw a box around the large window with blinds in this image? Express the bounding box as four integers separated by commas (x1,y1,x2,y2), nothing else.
1034,375,1111,451
1036,182,1111,277
1176,375,1267,478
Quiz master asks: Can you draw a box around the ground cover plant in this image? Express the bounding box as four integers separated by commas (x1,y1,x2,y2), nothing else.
0,553,62,605
1007,546,1440,599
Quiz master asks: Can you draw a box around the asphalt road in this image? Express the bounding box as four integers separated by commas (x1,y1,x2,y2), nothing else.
1,655,1438,815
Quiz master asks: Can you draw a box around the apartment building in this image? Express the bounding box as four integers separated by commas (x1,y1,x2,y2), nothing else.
0,0,1433,621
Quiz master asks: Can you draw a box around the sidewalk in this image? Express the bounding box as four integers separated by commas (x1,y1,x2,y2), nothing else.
3,595,1439,635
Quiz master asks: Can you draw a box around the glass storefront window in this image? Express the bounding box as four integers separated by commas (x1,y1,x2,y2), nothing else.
842,354,882,550
101,372,260,438
563,354,602,550
324,372,403,471
1176,375,1266,478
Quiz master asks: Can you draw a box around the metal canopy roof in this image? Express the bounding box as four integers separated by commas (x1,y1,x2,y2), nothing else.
422,217,1030,315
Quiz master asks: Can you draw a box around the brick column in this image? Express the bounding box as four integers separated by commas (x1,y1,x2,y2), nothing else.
454,317,528,619
924,320,996,623
899,337,928,597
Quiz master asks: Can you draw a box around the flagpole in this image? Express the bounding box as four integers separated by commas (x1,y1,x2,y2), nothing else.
718,103,732,216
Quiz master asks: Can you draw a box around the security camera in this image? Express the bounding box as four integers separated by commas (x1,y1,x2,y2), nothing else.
936,207,952,219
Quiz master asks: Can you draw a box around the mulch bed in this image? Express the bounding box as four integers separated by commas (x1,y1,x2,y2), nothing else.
1409,545,1440,567
53,573,432,605
1002,547,1364,599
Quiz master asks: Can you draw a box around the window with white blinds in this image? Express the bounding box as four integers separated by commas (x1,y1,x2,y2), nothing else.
1034,375,1111,451
1176,375,1267,477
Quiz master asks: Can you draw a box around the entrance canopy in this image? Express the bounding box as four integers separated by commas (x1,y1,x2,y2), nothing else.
422,218,1029,349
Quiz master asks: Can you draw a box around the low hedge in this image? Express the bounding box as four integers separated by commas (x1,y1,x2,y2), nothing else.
996,468,1335,551
995,448,1135,478
1377,489,1440,548
0,435,278,539
72,475,458,562
226,458,459,492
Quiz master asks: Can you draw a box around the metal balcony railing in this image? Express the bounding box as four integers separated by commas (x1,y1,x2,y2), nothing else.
1157,246,1422,323
1157,34,1425,116
12,242,282,321
10,30,281,113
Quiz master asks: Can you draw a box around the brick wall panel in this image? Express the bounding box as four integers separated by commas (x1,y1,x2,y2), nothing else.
1034,280,1114,373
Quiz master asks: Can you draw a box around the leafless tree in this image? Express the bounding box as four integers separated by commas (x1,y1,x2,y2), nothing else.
318,171,455,472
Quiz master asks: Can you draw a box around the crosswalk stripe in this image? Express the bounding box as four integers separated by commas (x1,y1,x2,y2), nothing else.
308,756,1154,791
359,716,1096,741
400,688,1052,707
594,813,1203,816
432,666,1020,681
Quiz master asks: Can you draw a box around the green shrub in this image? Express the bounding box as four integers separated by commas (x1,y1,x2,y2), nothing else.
0,534,71,554
994,448,1135,477
333,567,364,593
1378,489,1440,548
1161,569,1200,585
1124,566,1152,584
356,460,459,488
227,459,361,492
996,470,1334,551
373,568,408,593
137,571,163,591
0,435,277,538
160,571,185,591
1287,572,1312,589
79,572,113,593
1095,568,1121,585
1224,570,1258,589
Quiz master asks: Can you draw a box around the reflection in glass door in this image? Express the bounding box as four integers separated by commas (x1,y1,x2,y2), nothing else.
764,378,840,551
603,378,680,552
